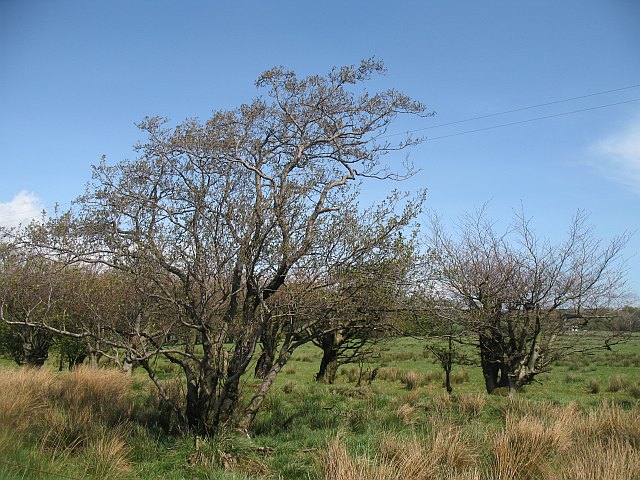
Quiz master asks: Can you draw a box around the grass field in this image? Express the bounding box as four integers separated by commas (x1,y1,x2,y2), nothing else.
0,334,639,479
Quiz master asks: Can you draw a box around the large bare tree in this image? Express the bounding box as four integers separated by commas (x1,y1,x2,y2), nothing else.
426,208,628,394
13,60,430,435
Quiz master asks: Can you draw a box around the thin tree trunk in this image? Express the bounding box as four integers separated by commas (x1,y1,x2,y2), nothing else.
237,351,291,432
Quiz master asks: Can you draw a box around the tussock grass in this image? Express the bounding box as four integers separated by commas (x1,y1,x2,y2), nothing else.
323,401,640,480
0,367,55,432
587,378,600,394
452,369,470,384
1,335,639,479
398,369,442,390
0,367,136,478
491,414,564,479
456,393,487,418
54,366,134,422
323,428,479,480
559,439,640,480
607,374,629,393
401,370,421,390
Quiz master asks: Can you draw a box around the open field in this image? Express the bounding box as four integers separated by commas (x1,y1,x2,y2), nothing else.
1,334,639,479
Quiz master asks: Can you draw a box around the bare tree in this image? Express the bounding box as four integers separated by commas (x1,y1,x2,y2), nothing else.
15,60,430,435
426,208,628,394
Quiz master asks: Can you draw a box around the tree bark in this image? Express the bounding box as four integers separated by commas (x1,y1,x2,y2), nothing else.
238,350,291,432
316,332,342,384
479,331,501,393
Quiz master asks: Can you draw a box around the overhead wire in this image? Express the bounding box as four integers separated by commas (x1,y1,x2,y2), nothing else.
422,97,640,142
380,83,640,139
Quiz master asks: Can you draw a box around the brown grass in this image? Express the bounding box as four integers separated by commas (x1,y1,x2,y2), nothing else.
0,366,136,478
0,368,55,432
83,424,133,478
324,427,480,480
457,394,487,419
559,439,640,480
323,401,640,480
401,370,421,390
490,414,563,480
54,366,134,423
323,434,378,480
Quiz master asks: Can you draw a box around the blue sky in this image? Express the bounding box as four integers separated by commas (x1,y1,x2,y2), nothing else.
1,1,639,299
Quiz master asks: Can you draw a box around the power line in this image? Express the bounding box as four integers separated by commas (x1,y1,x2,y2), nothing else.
422,97,640,142
381,83,640,139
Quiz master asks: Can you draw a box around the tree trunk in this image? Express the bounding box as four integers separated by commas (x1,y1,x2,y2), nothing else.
238,350,291,432
254,337,277,379
254,315,281,379
444,364,453,394
215,301,263,430
444,335,453,394
185,373,206,432
479,331,501,393
68,353,87,370
316,332,342,384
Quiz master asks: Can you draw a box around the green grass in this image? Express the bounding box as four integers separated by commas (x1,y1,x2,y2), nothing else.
1,334,639,479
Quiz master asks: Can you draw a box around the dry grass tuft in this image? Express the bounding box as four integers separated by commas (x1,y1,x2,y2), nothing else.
491,414,562,480
457,394,487,419
322,402,640,480
559,439,640,480
430,393,454,414
395,403,417,426
54,366,134,424
83,424,133,479
400,370,421,390
324,428,478,480
0,368,55,432
0,366,135,478
574,401,640,448
322,434,378,480
451,369,470,384
607,374,629,393
377,367,401,382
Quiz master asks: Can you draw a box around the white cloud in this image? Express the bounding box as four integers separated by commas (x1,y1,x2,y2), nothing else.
0,191,45,228
591,117,640,193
